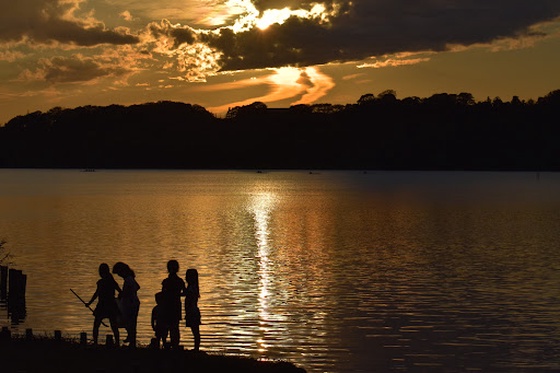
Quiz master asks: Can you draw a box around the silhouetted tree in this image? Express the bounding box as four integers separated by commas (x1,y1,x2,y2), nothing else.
457,92,475,106
538,89,560,105
226,102,267,120
357,93,375,105
378,89,397,102
492,97,504,107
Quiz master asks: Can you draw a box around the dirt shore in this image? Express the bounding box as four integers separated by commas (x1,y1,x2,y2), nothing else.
1,336,307,373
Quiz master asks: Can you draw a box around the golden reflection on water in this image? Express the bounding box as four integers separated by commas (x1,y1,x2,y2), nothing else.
247,190,277,353
2,170,560,373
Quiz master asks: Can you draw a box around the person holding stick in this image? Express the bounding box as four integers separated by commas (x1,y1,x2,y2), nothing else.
85,263,122,345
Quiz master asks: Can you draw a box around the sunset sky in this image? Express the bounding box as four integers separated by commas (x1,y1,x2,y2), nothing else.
1,0,560,124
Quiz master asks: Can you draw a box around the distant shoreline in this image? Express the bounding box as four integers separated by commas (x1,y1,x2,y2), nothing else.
1,97,559,171
0,167,556,173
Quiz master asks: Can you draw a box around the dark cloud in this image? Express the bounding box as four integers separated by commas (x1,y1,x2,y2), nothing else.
205,18,332,71
28,56,128,83
36,18,139,46
208,0,560,71
252,0,307,12
0,0,138,46
148,19,197,46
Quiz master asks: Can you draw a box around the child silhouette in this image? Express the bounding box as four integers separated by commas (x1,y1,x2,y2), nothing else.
151,291,169,348
184,268,201,351
85,263,122,345
161,259,186,349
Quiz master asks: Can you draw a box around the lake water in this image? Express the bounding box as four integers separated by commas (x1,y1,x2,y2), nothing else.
1,169,560,372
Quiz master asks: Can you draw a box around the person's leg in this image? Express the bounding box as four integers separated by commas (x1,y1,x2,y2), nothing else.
92,318,101,345
109,317,120,346
123,313,130,343
191,325,200,351
163,325,170,349
154,328,161,348
122,306,132,343
128,312,138,347
169,320,180,348
156,325,168,348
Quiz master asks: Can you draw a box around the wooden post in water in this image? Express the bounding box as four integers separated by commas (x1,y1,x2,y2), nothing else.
0,265,7,300
8,269,26,300
7,268,27,323
26,328,33,341
20,273,27,300
8,269,17,297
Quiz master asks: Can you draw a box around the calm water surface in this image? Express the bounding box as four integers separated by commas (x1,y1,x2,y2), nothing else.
1,169,560,372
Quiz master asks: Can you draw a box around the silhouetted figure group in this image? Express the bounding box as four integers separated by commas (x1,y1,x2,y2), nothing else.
85,260,201,351
151,260,201,350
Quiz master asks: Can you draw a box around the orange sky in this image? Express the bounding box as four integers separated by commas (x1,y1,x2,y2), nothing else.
1,0,560,124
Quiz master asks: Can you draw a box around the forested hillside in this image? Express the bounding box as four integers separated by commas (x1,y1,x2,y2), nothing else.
1,90,559,170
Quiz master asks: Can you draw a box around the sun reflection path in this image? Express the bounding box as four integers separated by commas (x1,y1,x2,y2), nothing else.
247,190,284,353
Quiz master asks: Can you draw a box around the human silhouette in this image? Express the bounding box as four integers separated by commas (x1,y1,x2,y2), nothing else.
112,262,140,347
150,291,168,349
184,268,201,351
161,259,186,349
85,263,122,345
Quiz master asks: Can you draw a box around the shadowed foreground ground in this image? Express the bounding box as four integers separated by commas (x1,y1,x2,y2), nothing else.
1,337,307,373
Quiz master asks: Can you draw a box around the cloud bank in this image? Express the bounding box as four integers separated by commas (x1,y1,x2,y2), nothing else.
3,0,560,85
0,0,138,46
147,0,560,74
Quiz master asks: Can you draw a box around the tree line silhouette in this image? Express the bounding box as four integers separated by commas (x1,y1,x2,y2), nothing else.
1,90,559,170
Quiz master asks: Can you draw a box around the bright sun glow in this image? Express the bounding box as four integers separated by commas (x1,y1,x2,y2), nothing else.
256,8,292,30
230,1,337,33
204,65,335,114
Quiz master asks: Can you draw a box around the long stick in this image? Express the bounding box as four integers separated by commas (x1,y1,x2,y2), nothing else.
70,288,109,327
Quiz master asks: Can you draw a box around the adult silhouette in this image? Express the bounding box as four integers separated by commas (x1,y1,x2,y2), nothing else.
112,262,140,347
161,259,186,349
85,263,122,345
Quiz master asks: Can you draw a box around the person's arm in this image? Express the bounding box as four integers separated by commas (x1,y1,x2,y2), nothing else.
151,308,156,330
113,278,122,294
85,288,98,308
